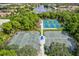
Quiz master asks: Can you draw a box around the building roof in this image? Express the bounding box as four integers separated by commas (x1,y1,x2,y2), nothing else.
0,19,10,25
34,5,48,14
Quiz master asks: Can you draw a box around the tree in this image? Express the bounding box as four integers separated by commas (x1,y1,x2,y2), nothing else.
0,37,4,45
74,7,79,13
62,12,79,43
0,50,16,56
11,20,21,30
2,22,12,34
45,42,72,56
9,5,40,31
74,33,79,42
0,44,19,50
38,12,50,19
17,45,37,56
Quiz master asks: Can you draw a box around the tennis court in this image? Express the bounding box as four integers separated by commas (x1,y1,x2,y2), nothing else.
8,31,76,51
43,19,61,29
8,31,40,50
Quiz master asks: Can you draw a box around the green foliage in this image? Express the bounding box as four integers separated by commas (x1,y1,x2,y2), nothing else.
8,45,19,50
74,33,79,42
11,20,21,29
45,42,72,56
9,5,40,31
17,45,37,56
63,12,79,42
2,22,12,34
0,31,9,45
75,44,79,56
74,7,79,13
0,44,19,50
0,44,19,56
0,37,4,45
38,12,54,19
0,50,16,56
0,44,37,56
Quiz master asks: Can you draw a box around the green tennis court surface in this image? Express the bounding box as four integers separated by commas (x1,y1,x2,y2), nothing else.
8,31,76,51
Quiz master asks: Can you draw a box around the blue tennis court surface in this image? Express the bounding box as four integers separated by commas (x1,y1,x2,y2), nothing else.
43,19,61,28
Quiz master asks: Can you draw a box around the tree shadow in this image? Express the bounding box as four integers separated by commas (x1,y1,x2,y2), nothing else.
61,31,77,51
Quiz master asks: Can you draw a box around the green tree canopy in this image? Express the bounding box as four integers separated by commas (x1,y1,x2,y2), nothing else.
11,20,21,29
16,45,37,56
0,50,16,56
2,22,12,34
45,42,72,56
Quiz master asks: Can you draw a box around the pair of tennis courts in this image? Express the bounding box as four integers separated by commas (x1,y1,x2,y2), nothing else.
8,31,76,51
